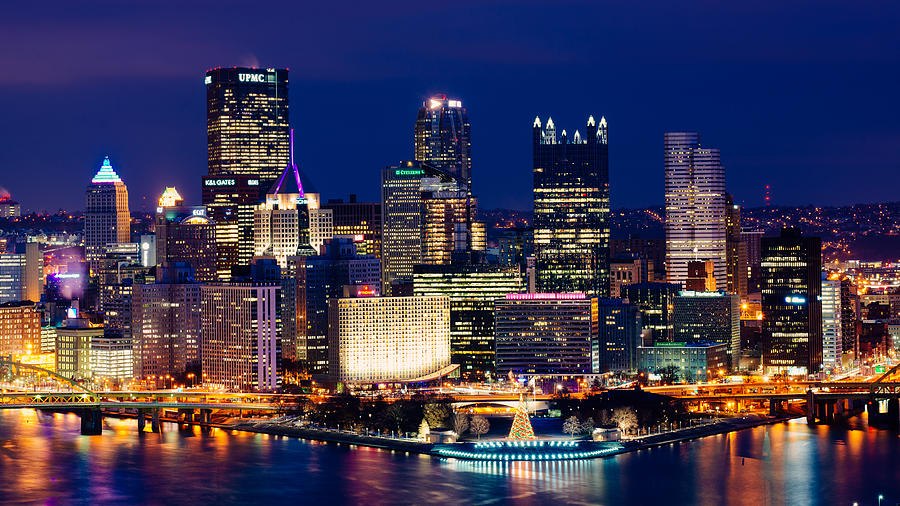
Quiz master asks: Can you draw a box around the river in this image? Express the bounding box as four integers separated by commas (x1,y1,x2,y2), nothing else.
0,409,897,505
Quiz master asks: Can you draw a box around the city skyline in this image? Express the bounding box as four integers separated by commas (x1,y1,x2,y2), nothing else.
1,1,898,212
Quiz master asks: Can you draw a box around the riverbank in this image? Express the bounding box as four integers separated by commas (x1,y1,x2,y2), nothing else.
228,413,794,460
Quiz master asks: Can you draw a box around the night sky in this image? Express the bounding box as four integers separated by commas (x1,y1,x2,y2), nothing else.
1,1,898,213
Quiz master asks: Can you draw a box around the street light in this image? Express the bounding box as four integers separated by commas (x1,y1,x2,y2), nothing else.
878,494,884,506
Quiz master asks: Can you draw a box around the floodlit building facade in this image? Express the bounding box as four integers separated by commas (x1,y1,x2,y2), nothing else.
0,301,41,356
327,295,451,383
664,132,726,290
673,291,741,368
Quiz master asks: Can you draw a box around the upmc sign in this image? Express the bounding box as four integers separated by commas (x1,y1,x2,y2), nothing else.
239,73,269,83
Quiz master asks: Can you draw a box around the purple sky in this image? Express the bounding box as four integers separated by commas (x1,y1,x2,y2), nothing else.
1,0,898,212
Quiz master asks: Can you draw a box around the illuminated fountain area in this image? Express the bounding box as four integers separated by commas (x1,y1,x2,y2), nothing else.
432,397,624,461
432,440,623,461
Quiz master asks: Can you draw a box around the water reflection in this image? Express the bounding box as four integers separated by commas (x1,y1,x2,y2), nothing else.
0,409,898,504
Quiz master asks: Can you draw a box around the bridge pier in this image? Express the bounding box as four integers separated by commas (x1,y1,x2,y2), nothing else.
201,409,212,425
177,408,193,424
806,390,815,424
151,408,161,433
80,408,102,436
137,409,146,432
888,398,899,429
768,399,782,416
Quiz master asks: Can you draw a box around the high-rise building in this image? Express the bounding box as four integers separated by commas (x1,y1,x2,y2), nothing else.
840,277,858,360
685,260,717,292
725,194,748,297
421,178,478,265
761,228,823,375
822,274,843,372
56,310,103,381
200,283,281,391
132,263,202,382
611,236,665,282
610,258,642,298
673,291,740,367
206,67,290,186
98,242,147,352
202,175,261,281
741,228,764,292
292,238,380,374
90,331,133,381
494,293,597,377
0,243,43,303
321,195,382,258
0,195,21,217
532,116,610,296
306,193,333,255
623,282,680,344
597,299,642,373
381,161,447,292
637,342,728,382
327,294,452,383
254,147,316,269
664,132,726,290
413,263,523,381
414,95,471,189
85,156,130,274
155,194,217,283
0,301,41,356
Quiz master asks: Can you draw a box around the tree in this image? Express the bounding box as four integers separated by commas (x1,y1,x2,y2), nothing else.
655,365,681,385
469,415,489,439
382,402,406,432
423,403,452,429
611,407,638,434
417,418,430,440
452,412,469,435
590,378,603,392
580,418,595,435
563,416,581,439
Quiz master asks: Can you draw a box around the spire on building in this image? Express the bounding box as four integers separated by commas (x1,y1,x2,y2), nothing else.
91,156,123,184
268,128,305,197
587,115,596,127
533,116,542,128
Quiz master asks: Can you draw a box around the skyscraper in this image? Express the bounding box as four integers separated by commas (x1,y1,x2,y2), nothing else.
414,95,471,188
132,263,202,383
321,195,382,258
200,282,281,391
380,161,452,293
202,175,260,281
155,189,217,283
821,273,843,372
532,116,610,296
253,137,316,269
725,194,748,297
494,293,597,377
597,299,642,373
761,228,823,375
664,132,726,290
673,291,741,367
206,67,290,186
413,263,523,381
85,156,130,274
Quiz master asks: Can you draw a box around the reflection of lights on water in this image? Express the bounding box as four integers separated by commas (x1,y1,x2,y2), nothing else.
441,458,594,483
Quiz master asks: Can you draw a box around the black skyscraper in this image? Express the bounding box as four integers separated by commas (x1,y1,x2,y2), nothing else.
761,228,823,375
532,115,610,296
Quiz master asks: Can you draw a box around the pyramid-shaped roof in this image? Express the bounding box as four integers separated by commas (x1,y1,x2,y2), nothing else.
91,156,123,184
268,129,306,197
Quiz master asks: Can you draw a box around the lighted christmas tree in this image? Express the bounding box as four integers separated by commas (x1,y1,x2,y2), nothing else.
507,396,535,440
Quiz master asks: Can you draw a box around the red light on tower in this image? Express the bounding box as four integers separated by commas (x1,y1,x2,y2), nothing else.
764,185,772,205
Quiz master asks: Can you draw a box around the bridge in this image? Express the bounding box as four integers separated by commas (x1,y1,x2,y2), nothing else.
644,362,900,426
0,357,296,434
